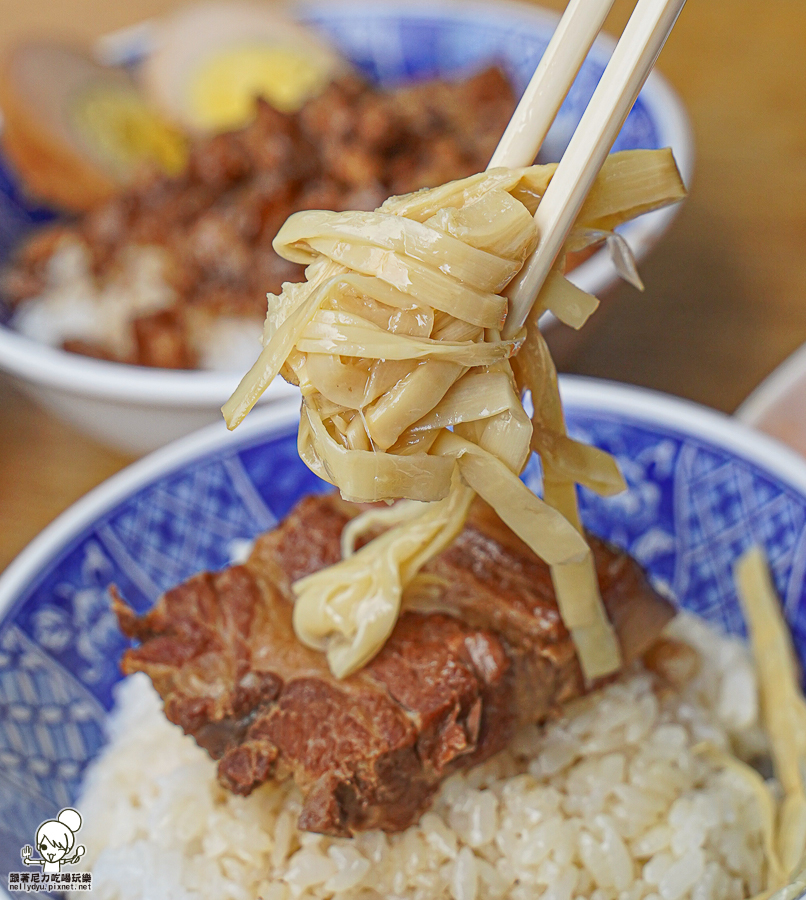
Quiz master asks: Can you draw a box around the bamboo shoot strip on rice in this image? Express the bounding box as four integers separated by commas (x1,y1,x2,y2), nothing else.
222,151,685,679
735,548,806,894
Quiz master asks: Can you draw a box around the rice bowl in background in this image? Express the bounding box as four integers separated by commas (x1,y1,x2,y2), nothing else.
0,0,693,455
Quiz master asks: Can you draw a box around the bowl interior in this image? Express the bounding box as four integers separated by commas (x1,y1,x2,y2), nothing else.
1,377,805,878
0,0,690,270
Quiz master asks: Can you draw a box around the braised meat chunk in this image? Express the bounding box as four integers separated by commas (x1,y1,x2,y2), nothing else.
113,494,674,836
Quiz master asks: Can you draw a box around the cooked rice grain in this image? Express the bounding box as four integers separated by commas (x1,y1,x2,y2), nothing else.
11,238,263,370
70,615,769,900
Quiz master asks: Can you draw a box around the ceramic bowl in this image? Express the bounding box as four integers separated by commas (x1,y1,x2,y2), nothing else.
0,0,693,455
736,342,806,458
2,375,806,882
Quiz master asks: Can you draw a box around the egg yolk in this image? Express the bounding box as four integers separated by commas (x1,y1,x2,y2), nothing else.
71,83,188,176
188,45,330,130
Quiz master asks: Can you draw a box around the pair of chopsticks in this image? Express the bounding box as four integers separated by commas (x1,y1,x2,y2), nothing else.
489,0,686,339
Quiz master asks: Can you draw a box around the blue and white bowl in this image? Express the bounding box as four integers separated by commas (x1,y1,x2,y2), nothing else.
1,376,805,887
0,0,693,455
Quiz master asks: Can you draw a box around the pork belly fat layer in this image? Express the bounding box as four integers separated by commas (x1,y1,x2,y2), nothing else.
113,494,675,836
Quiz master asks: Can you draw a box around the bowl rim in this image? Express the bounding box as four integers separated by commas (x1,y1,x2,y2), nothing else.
0,330,300,404
0,0,693,407
3,375,806,625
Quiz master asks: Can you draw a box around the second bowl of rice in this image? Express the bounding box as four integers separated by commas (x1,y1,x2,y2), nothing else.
0,0,692,454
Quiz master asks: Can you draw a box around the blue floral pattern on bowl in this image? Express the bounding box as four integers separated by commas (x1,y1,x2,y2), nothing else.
0,157,56,271
4,380,806,886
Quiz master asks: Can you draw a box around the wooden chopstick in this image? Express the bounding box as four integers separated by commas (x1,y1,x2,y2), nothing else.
501,0,686,339
488,0,616,171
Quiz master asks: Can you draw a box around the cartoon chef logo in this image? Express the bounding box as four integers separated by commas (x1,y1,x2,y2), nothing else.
22,808,85,874
7,807,92,892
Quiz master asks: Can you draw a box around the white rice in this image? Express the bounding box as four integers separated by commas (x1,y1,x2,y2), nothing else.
70,615,770,900
12,240,174,358
11,237,262,370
